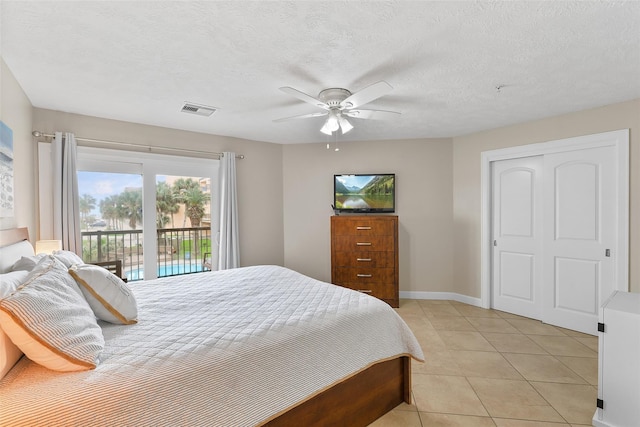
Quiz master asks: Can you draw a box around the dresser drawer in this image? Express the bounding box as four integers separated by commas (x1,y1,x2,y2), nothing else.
334,274,397,300
333,251,395,268
342,284,397,300
332,217,395,236
333,267,395,286
332,235,394,252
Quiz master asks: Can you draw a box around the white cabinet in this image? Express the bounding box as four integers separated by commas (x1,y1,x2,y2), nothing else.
593,291,640,427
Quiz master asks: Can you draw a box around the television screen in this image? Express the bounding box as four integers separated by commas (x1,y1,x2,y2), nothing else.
334,174,395,213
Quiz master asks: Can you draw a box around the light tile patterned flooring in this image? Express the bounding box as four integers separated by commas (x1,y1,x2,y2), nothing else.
371,299,598,427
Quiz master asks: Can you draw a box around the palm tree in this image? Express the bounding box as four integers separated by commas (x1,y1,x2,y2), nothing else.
172,178,200,227
181,186,208,261
118,189,143,230
183,187,208,227
100,195,119,230
79,194,96,229
156,181,180,228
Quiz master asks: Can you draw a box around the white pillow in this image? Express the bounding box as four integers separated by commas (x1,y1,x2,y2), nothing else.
0,270,28,298
69,264,138,325
0,256,104,372
0,240,35,273
52,250,85,268
11,254,45,272
0,270,29,379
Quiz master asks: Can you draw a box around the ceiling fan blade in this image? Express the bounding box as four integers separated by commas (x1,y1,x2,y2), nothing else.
343,109,401,120
340,81,393,109
279,87,329,110
273,111,328,123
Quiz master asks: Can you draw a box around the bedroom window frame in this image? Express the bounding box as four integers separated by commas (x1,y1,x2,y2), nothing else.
38,143,220,277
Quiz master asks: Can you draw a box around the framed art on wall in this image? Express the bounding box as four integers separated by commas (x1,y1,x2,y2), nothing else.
0,121,14,218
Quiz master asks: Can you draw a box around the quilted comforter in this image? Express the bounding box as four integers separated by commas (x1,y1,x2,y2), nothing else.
0,265,423,426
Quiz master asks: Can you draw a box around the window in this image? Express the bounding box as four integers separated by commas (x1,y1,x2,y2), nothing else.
78,170,144,279
74,147,219,280
154,175,212,279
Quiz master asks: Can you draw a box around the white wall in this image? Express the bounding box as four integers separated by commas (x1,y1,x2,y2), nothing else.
31,108,285,267
0,59,36,242
282,138,454,294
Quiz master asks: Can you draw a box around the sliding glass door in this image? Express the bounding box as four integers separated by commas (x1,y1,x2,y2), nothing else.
76,147,219,280
154,174,212,279
77,169,145,279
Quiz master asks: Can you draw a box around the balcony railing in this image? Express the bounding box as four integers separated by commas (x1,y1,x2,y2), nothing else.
81,227,212,281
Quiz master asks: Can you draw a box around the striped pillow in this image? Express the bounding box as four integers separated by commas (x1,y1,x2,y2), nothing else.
0,256,104,372
69,264,138,325
0,270,29,379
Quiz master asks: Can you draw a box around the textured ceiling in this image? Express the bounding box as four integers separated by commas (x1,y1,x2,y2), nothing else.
2,1,639,144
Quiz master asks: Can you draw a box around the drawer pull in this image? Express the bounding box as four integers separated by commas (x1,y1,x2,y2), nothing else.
359,290,373,293
357,274,372,278
357,258,372,262
356,226,372,230
356,242,372,246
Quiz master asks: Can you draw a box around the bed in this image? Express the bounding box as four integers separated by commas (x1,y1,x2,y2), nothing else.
0,228,423,426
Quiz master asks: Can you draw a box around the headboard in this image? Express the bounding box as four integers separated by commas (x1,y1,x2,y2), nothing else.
0,228,33,273
0,227,30,248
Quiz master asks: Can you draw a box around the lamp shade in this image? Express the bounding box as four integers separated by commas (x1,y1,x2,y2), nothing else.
321,111,352,135
337,115,353,134
320,121,333,136
35,240,62,254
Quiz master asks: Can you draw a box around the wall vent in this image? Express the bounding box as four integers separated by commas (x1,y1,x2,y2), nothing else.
180,102,217,117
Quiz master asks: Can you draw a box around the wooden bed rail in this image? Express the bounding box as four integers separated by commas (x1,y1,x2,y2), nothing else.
263,356,411,427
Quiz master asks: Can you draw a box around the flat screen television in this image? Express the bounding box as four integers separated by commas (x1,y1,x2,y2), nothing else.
333,173,395,213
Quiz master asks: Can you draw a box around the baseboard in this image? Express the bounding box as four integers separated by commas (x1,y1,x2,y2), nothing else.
399,291,483,308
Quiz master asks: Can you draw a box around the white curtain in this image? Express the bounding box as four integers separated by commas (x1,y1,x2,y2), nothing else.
52,132,82,253
218,152,240,269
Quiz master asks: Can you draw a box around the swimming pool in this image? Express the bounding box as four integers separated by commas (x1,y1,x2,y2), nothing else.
126,264,205,281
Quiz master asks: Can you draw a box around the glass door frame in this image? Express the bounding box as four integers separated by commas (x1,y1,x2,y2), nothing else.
76,146,220,279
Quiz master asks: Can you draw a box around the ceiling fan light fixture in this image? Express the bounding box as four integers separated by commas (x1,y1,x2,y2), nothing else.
327,114,339,131
277,81,399,137
320,119,334,135
338,115,353,134
321,112,340,135
320,123,333,135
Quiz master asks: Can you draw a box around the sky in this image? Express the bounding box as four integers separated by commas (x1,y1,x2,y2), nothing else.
77,171,145,216
336,174,375,189
77,172,210,218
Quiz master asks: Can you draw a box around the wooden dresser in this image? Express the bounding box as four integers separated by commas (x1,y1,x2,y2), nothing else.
331,215,399,307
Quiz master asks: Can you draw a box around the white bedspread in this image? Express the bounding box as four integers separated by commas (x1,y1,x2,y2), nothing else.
0,265,423,426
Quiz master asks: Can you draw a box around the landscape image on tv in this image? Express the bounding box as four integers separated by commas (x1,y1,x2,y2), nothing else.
334,174,394,211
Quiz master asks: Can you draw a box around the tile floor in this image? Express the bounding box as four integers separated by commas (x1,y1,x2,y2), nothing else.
371,299,598,427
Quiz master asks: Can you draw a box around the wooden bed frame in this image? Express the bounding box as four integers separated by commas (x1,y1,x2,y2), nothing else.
0,227,30,248
0,227,412,426
265,356,411,426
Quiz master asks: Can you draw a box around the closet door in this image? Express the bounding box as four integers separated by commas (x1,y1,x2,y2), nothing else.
542,146,616,335
491,156,544,320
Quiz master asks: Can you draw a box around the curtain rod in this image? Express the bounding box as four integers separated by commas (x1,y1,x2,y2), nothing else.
31,131,244,159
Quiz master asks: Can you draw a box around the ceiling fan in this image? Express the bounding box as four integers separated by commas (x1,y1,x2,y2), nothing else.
274,81,401,135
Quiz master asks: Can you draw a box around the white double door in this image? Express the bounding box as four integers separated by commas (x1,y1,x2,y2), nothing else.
492,145,617,335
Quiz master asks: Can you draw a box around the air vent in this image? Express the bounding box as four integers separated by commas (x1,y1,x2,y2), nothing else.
180,102,217,117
